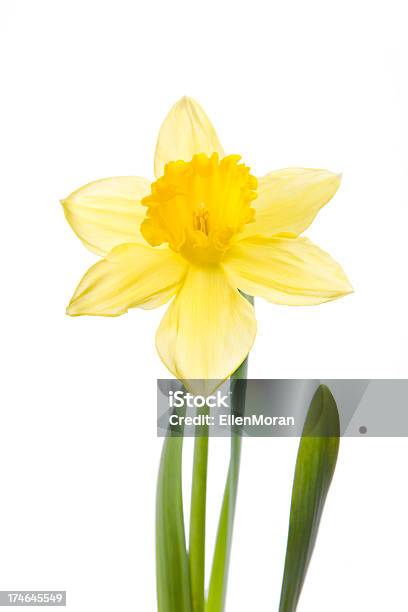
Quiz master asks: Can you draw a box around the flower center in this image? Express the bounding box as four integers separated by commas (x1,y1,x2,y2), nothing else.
141,153,257,264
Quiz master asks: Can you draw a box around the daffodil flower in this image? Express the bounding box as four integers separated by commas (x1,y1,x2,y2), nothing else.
62,97,352,382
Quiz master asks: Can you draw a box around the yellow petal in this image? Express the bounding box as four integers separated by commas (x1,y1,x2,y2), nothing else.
61,176,151,256
156,266,256,381
223,235,352,305
154,97,224,179
242,168,341,239
67,244,187,316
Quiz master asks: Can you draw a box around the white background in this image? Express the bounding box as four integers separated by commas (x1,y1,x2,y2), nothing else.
1,1,407,610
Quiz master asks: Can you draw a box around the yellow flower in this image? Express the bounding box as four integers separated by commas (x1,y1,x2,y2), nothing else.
62,97,352,382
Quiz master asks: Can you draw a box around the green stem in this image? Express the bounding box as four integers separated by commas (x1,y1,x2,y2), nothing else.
207,294,252,612
189,415,209,612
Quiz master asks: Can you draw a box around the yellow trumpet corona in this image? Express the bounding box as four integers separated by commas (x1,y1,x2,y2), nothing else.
141,153,257,265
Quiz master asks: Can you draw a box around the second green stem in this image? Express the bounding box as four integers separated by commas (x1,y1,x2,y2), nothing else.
189,418,209,612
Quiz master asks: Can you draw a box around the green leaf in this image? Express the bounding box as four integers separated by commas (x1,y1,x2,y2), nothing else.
156,428,192,612
279,384,340,612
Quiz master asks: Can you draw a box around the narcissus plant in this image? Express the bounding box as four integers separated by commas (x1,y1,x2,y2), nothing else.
62,98,352,612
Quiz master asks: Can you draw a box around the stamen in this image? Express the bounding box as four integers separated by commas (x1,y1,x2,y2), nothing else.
193,203,209,235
